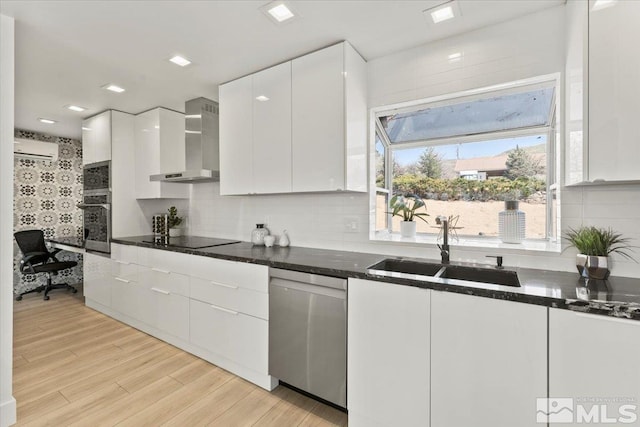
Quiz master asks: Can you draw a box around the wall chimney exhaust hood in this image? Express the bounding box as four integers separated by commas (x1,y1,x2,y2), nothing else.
150,97,219,183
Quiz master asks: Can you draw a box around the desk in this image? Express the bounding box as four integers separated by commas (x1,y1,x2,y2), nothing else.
46,237,86,254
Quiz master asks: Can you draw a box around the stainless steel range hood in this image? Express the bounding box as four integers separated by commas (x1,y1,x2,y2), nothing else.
150,97,219,183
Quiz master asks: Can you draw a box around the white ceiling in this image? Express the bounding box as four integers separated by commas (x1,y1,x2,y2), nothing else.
1,0,564,139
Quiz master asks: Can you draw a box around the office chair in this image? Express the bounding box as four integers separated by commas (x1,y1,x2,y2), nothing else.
14,230,78,301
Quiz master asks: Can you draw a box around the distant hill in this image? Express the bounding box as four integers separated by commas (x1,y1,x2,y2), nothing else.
499,142,546,156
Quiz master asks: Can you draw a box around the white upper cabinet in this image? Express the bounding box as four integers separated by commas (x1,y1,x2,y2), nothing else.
253,62,292,194
134,108,188,199
219,62,292,195
292,42,367,193
219,41,367,195
82,110,112,165
587,0,640,182
220,74,253,195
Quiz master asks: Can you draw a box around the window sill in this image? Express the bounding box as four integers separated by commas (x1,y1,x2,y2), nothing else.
372,231,562,253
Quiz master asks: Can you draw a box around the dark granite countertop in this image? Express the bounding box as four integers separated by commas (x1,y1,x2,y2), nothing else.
112,235,640,321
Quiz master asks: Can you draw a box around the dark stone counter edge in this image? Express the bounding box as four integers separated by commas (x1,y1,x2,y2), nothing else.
111,238,640,322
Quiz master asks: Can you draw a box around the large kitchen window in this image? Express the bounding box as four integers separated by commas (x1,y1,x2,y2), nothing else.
372,76,560,249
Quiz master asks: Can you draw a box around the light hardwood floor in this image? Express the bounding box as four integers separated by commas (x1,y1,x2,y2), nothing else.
13,291,348,426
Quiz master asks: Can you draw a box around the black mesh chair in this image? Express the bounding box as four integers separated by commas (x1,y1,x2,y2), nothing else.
14,230,78,301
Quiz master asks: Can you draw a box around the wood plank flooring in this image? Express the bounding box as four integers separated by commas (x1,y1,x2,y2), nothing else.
13,292,348,426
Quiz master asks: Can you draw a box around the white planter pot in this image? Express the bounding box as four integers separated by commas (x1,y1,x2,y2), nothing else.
169,227,182,237
400,221,417,238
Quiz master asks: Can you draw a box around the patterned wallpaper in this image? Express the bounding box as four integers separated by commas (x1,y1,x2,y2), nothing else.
13,129,84,296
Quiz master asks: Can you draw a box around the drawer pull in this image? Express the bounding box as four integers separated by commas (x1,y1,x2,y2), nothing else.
209,304,238,315
114,260,130,265
114,277,130,283
210,280,238,290
151,287,170,295
151,267,171,274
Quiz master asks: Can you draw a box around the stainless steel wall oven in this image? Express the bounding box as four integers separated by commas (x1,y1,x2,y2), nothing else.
79,161,111,253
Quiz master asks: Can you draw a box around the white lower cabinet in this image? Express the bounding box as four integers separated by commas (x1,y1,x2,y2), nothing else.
430,291,547,427
86,243,274,390
190,299,268,374
347,279,431,427
549,309,640,426
83,252,112,307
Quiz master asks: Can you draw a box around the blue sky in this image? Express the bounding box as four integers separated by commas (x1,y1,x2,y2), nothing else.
392,134,546,166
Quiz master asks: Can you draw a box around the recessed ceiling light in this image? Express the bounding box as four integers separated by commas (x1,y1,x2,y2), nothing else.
38,118,56,124
255,95,270,102
66,105,86,112
424,1,461,24
592,0,617,11
82,127,91,131
448,52,462,62
261,2,296,24
102,84,125,93
169,55,191,67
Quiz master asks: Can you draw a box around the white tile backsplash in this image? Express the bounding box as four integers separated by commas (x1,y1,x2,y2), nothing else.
188,4,640,279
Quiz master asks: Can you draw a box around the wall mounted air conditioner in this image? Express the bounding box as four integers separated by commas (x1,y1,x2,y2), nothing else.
13,138,59,161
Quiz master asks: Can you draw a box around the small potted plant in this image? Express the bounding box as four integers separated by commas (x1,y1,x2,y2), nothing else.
389,194,429,238
564,226,636,279
167,206,184,237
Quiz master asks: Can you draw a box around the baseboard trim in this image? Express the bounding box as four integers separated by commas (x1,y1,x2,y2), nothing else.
0,396,17,427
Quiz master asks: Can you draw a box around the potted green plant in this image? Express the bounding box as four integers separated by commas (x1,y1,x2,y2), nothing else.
389,194,429,238
564,226,636,279
167,206,184,237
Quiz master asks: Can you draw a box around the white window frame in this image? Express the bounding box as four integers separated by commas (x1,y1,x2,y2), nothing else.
369,73,562,252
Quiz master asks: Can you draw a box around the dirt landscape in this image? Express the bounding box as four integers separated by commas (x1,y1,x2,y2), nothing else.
378,198,547,239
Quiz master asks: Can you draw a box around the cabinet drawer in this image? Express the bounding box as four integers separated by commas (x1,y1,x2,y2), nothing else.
154,291,189,342
111,277,154,326
111,243,138,264
190,256,268,293
190,299,268,374
142,247,192,275
145,268,189,297
190,276,268,320
111,259,138,281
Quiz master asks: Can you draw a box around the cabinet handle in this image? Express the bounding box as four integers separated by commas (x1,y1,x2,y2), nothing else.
151,287,170,295
151,267,171,274
573,312,640,326
210,280,238,290
209,304,238,315
114,260,130,265
114,277,130,283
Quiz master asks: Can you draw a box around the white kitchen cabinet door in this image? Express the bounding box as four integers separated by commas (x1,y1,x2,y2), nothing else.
588,0,640,181
347,279,430,427
110,276,154,326
430,291,547,427
219,74,253,195
190,299,268,374
83,252,112,307
151,289,189,342
134,108,188,199
82,111,111,165
253,61,292,194
549,309,640,426
292,43,345,192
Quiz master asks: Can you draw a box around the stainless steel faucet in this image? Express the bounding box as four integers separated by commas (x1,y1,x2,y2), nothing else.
436,215,450,264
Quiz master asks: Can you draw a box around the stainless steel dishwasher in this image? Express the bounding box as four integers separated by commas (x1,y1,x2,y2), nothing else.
269,268,347,408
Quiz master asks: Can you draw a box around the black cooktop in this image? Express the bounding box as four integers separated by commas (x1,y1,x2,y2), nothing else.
141,236,241,249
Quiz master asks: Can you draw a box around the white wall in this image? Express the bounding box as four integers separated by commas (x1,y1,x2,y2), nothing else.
0,14,16,427
190,5,640,278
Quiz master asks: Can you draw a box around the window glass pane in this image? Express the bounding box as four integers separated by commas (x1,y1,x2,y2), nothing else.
381,87,554,143
375,134,385,188
376,190,389,232
391,135,547,238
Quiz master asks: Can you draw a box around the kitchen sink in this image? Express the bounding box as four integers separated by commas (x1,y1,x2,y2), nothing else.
367,259,443,277
367,258,521,287
438,266,521,287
